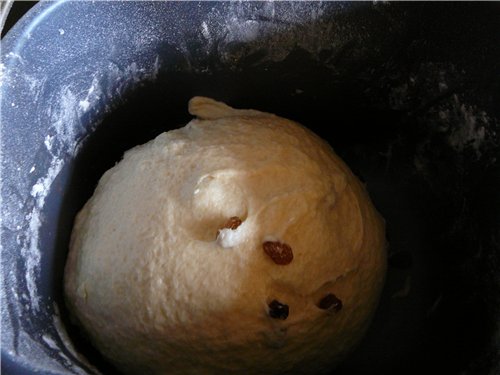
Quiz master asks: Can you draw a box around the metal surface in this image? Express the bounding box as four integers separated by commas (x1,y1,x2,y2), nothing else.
1,1,499,374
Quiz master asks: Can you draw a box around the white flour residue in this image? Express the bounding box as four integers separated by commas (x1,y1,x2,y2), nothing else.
41,334,80,373
44,135,54,151
1,53,26,88
52,303,99,373
50,87,80,146
201,21,211,41
225,17,261,43
42,334,60,350
6,52,23,60
14,331,69,375
0,63,6,85
79,100,90,112
445,96,490,156
10,56,161,373
78,76,101,112
388,63,496,165
105,58,160,101
24,158,64,312
19,83,85,312
195,2,359,69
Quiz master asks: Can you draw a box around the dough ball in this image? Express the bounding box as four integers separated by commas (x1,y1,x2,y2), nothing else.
64,97,386,374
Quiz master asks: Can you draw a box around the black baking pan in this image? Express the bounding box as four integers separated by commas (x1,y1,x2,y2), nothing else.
1,1,499,374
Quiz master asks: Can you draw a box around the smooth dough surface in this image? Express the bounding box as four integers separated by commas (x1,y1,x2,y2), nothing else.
64,97,387,375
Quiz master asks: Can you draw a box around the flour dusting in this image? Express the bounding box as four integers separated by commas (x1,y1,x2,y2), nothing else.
183,2,361,70
386,62,497,168
446,97,490,156
2,1,498,374
4,38,161,372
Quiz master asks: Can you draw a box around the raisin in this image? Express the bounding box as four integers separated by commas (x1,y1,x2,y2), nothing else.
263,241,293,265
268,300,289,320
216,216,242,238
222,216,242,230
318,293,342,312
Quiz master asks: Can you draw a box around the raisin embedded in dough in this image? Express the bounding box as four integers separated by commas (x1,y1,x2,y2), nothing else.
64,97,386,375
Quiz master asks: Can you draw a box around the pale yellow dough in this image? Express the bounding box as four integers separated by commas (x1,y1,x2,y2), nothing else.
64,97,387,375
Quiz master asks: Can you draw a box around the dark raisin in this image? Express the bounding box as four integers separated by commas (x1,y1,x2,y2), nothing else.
268,300,289,320
318,293,342,312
